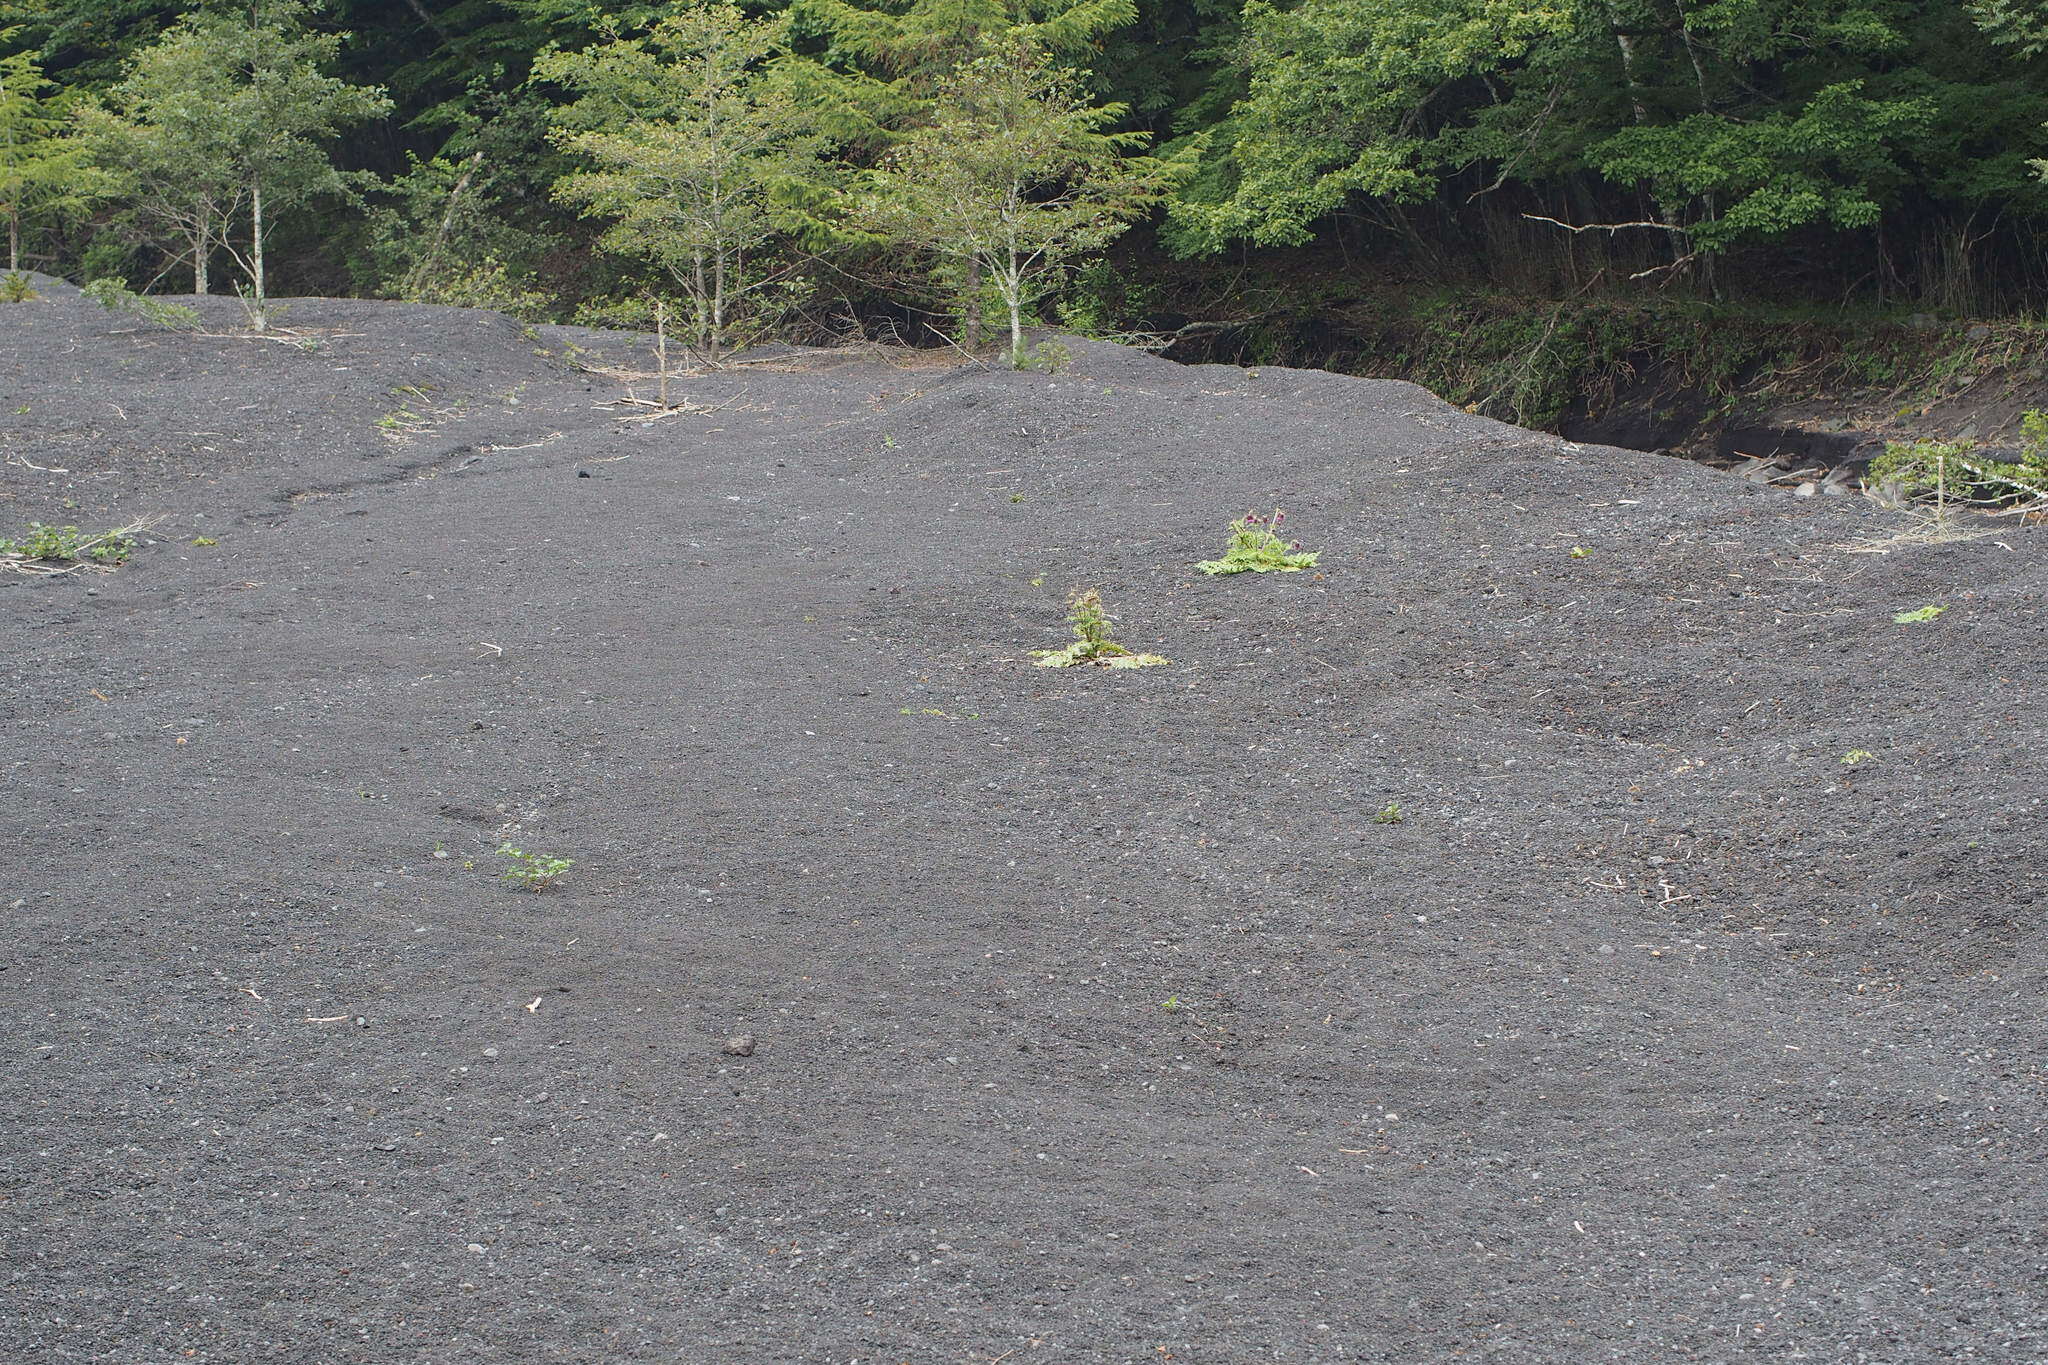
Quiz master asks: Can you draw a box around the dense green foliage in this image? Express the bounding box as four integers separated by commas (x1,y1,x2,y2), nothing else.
6,0,2048,334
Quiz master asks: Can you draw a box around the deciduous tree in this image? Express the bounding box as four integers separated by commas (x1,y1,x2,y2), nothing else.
0,34,98,272
855,41,1174,364
539,3,829,362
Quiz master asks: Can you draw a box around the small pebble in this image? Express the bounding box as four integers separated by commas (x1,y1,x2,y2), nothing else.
724,1034,755,1057
1597,944,1616,956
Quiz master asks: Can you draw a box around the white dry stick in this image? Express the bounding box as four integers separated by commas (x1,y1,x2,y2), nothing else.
525,996,542,1014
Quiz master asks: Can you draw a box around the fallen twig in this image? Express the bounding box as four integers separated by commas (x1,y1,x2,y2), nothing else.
602,389,749,424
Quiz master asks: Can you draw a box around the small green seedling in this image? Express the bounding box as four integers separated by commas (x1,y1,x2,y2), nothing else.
1,271,39,303
1893,605,1946,624
1198,507,1319,575
1032,589,1169,668
1569,546,1590,558
1371,802,1405,825
191,535,218,547
12,404,27,414
1841,749,1875,765
1161,995,1180,1012
498,843,573,892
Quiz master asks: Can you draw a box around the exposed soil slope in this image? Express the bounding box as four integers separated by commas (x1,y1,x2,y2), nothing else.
3,288,2045,1364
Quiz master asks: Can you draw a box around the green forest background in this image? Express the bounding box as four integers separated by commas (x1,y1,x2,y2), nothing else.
8,0,2048,401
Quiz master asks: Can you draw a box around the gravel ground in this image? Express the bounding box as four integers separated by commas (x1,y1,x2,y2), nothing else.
3,283,2046,1364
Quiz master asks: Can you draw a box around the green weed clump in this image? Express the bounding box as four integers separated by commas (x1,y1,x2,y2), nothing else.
1197,507,1319,575
1032,589,1169,668
1,272,39,302
1,521,143,571
498,843,573,891
82,278,202,331
1870,423,2048,511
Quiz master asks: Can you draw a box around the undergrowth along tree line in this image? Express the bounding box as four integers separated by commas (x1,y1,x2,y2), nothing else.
5,0,2048,350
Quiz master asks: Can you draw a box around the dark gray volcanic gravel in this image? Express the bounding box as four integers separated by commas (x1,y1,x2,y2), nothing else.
3,284,2046,1363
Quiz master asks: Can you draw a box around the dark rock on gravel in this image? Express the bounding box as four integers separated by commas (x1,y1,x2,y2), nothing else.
3,290,2045,1364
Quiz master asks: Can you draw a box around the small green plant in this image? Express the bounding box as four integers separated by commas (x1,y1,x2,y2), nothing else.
1197,508,1319,575
1161,995,1180,1011
1371,802,1405,825
82,278,202,331
1841,750,1874,765
1,272,39,302
1,520,145,571
1032,589,1169,668
191,535,218,547
1893,605,1946,624
1569,545,1590,558
498,843,573,892
1015,340,1072,374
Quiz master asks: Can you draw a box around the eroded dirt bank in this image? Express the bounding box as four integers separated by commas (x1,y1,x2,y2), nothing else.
3,286,2045,1363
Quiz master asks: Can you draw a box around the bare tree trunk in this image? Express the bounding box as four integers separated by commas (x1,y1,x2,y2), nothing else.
1005,253,1023,365
692,248,709,359
1604,0,1690,276
7,213,17,274
964,259,983,352
655,298,669,408
249,175,267,330
414,149,485,290
195,202,210,296
1669,0,1718,296
712,248,726,363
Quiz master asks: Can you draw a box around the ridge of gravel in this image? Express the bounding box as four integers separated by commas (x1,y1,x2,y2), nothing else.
3,293,2045,1364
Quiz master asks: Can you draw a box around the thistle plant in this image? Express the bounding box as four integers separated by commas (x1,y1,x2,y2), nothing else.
1032,589,1169,668
1197,507,1318,575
